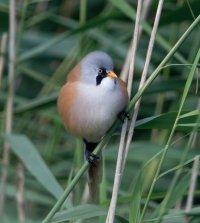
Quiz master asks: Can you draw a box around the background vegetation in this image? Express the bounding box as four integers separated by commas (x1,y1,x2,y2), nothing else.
0,0,200,222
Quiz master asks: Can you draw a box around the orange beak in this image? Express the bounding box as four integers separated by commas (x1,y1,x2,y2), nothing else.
107,71,118,78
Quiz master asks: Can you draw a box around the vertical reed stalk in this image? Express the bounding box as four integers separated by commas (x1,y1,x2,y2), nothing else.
120,0,152,81
0,0,16,216
0,33,7,89
105,1,143,222
123,0,164,170
185,156,199,212
16,162,25,222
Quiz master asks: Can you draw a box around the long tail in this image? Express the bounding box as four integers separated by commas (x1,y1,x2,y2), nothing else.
84,140,102,203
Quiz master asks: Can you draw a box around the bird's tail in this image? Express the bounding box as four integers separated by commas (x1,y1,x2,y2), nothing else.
88,154,102,202
84,141,102,203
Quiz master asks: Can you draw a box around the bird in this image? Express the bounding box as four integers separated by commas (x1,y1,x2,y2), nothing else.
58,51,129,202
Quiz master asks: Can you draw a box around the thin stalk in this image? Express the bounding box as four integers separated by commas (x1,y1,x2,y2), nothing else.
120,0,152,81
123,0,164,170
0,0,16,215
77,0,87,204
139,47,200,222
99,155,107,223
157,157,195,180
15,0,29,58
79,0,88,59
0,33,7,89
127,0,143,95
105,120,128,223
105,1,143,222
186,0,197,22
185,156,199,212
16,162,25,222
80,0,87,25
42,15,200,223
74,139,83,204
184,27,200,76
141,0,152,19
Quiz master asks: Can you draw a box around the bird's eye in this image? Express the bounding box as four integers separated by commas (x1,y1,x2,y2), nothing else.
98,69,103,74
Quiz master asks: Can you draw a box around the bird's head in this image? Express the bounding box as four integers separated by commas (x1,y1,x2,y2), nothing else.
80,51,118,88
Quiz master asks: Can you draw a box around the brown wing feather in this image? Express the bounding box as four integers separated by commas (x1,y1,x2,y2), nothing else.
58,64,81,134
118,78,129,101
58,83,76,130
67,63,81,83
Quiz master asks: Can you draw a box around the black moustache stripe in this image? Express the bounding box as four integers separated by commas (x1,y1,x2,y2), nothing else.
96,73,106,86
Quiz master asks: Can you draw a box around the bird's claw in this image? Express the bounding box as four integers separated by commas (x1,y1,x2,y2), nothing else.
118,110,130,122
86,153,100,166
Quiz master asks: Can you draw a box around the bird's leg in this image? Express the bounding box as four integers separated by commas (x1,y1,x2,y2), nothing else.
83,139,99,166
85,150,100,166
118,110,130,122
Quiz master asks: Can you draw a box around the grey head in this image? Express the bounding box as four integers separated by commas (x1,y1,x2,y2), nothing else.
80,51,114,85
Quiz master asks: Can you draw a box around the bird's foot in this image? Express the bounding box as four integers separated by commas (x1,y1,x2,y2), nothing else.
118,110,130,122
86,152,100,166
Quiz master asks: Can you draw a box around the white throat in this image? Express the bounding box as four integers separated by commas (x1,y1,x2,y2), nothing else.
99,77,117,91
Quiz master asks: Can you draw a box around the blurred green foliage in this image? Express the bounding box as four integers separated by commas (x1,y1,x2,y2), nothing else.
0,0,200,222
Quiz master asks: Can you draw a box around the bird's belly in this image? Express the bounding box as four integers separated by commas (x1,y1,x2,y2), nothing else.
68,83,124,142
70,102,116,142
